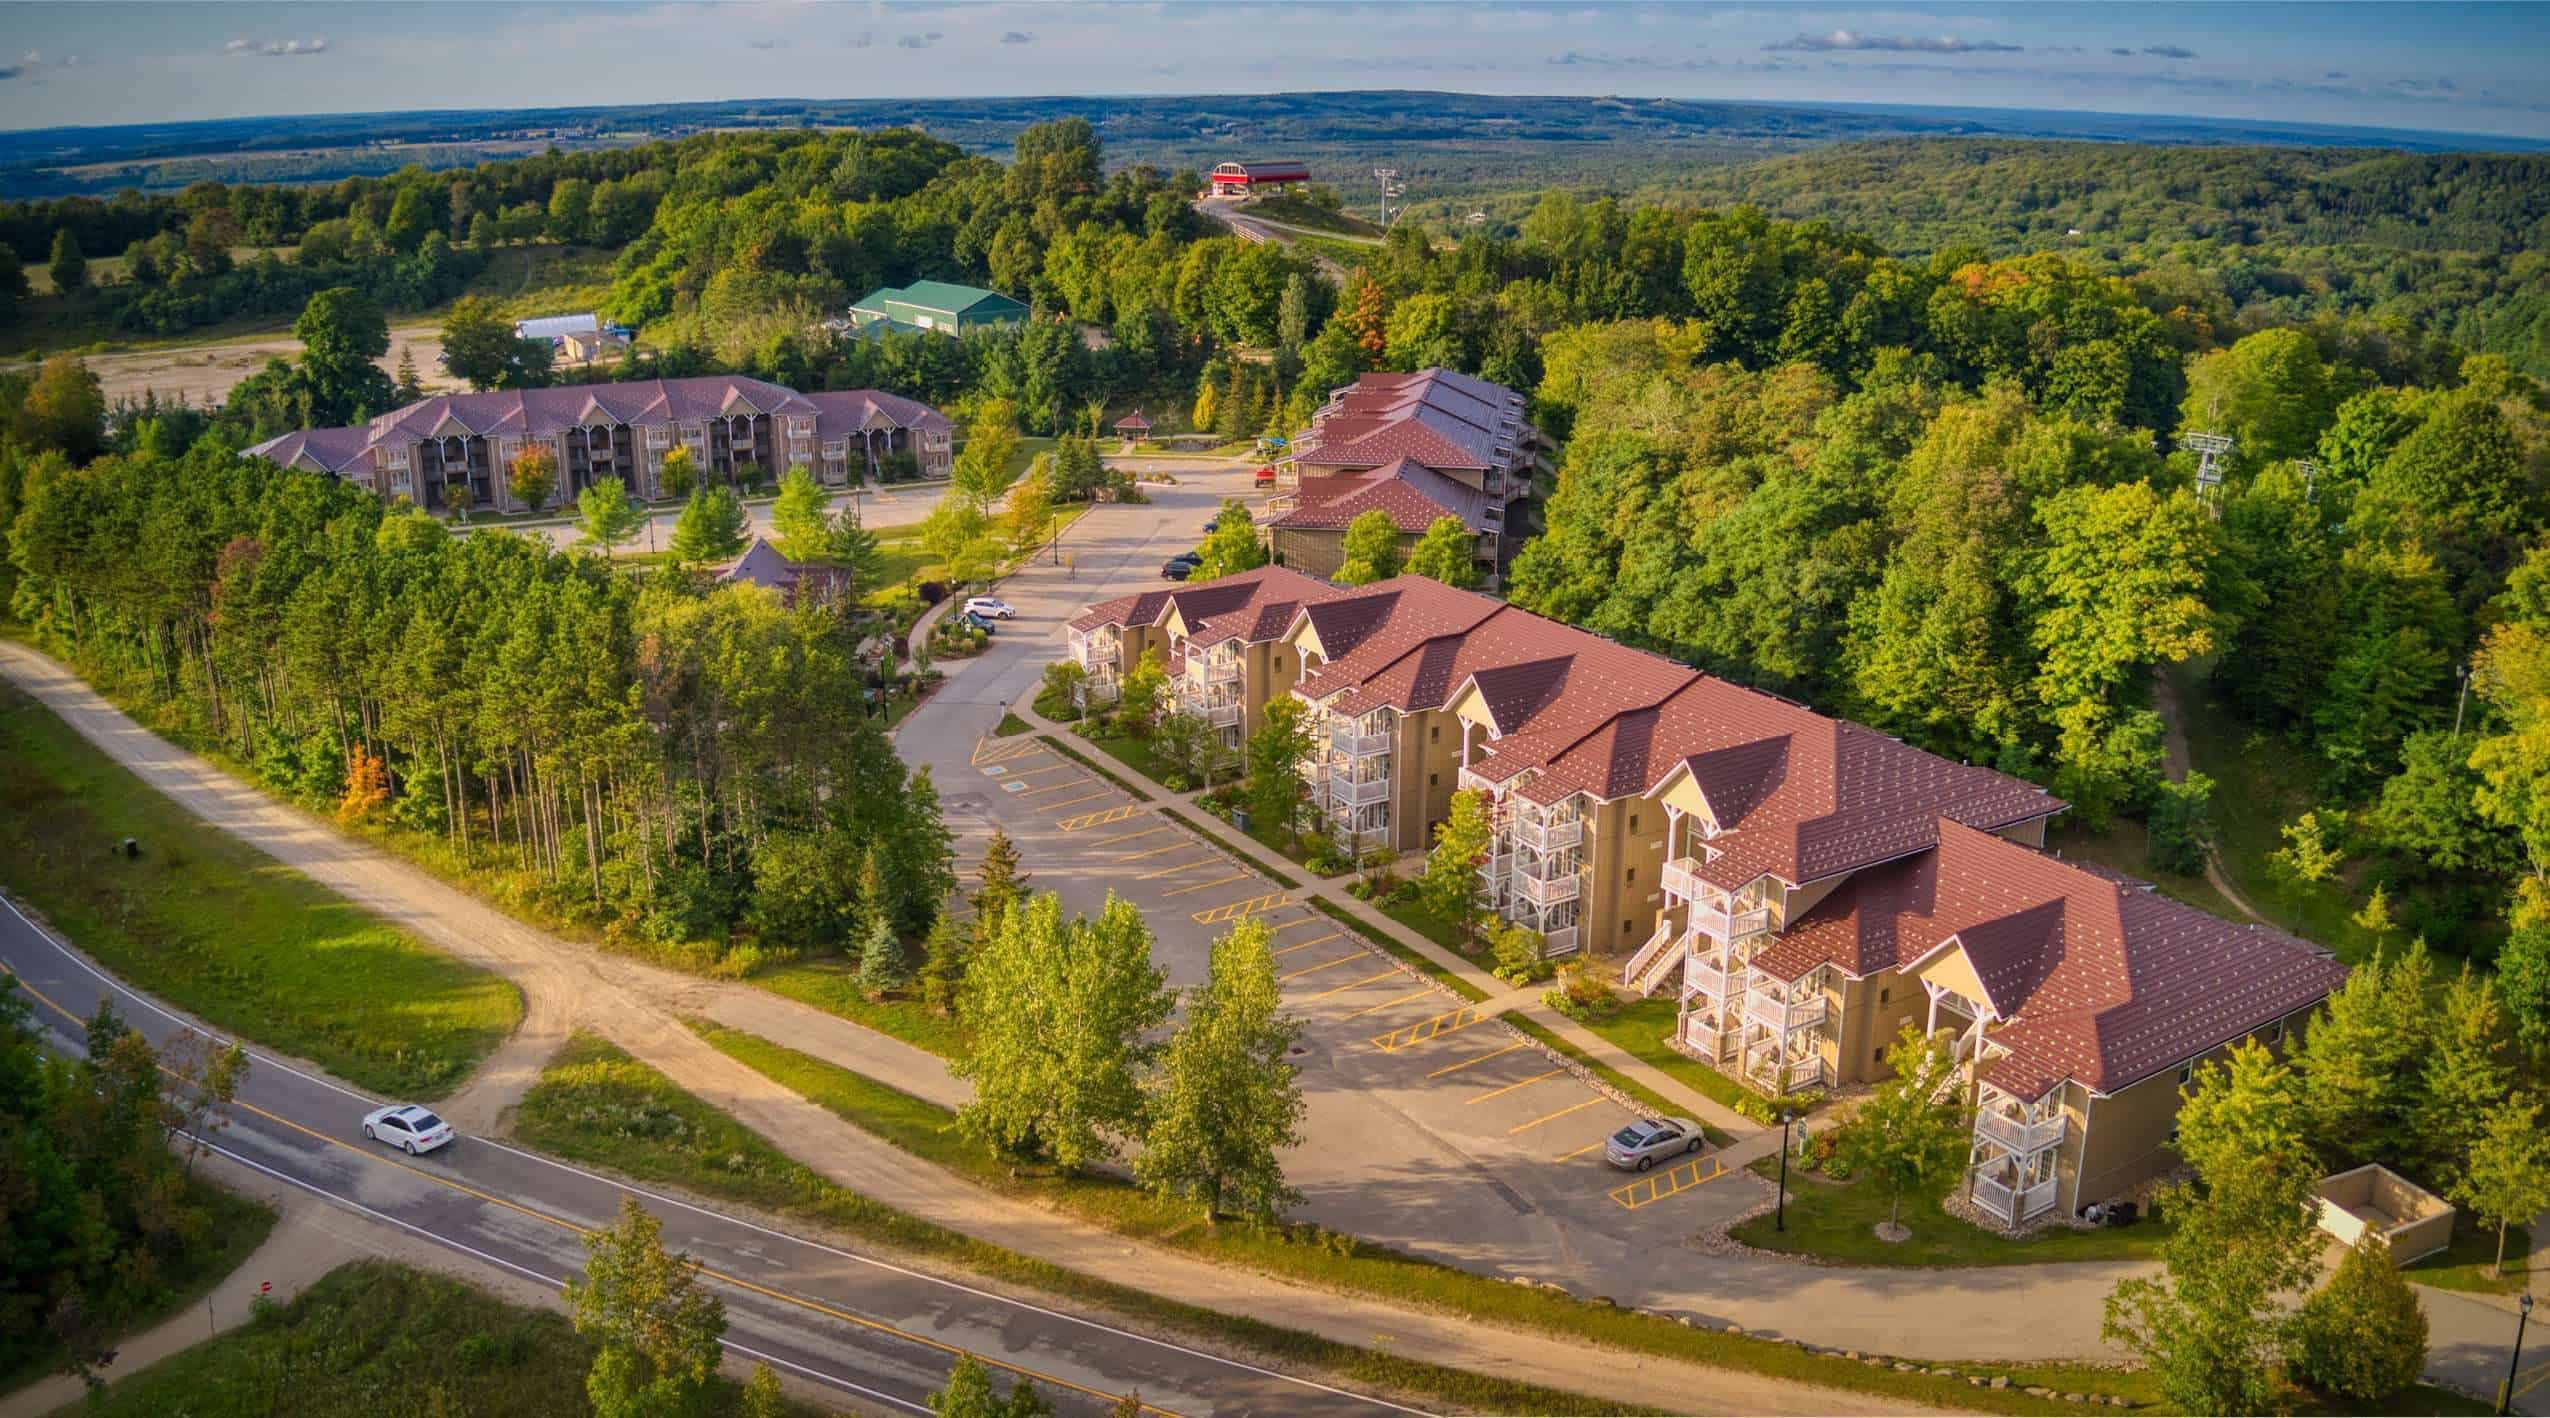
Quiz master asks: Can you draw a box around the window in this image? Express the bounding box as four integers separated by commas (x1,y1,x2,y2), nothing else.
2261,1019,2284,1044
1879,986,1890,1004
1876,1047,1886,1065
2174,1061,2194,1087
1428,773,1439,787
1430,725,1440,742
1629,814,1639,832
1625,867,1637,883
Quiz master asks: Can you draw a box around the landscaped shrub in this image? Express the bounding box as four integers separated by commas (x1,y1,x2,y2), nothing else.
1542,962,1619,1021
1489,918,1555,986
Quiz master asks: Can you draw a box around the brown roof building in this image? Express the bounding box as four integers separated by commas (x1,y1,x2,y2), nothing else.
1270,368,1538,589
1058,570,2347,1229
246,376,952,514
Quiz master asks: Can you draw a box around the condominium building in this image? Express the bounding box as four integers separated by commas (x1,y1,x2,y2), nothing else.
1064,566,1347,743
1269,368,1538,584
246,377,952,513
1057,572,2346,1224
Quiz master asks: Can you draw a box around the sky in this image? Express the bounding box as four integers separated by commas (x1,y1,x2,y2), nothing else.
3,1,2547,142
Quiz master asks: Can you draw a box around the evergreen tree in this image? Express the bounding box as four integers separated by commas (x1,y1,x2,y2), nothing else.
392,344,425,404
670,485,747,564
2295,941,2432,1166
920,913,966,1017
1137,918,1307,1223
2291,1236,2428,1406
1335,508,1403,585
972,825,1025,940
2413,964,2512,1185
2144,772,2215,876
770,465,832,561
47,228,86,294
854,851,904,996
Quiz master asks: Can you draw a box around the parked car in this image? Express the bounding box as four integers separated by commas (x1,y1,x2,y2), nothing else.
362,1103,454,1156
1603,1116,1703,1171
1171,549,1204,565
1162,557,1196,581
957,610,996,633
962,596,1015,619
1204,517,1221,533
1253,465,1278,487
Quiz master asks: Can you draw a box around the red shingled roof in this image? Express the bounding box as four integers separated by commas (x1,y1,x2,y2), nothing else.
1297,368,1527,473
1066,566,1342,647
1755,820,2347,1097
1271,457,1497,535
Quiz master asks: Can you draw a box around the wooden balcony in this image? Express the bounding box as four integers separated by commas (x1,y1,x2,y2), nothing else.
1972,1173,2062,1226
1744,988,1827,1034
1976,1110,2066,1157
1512,816,1581,853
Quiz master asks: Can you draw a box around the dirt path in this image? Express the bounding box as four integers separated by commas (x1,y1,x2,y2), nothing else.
2151,665,2275,927
0,639,1891,1417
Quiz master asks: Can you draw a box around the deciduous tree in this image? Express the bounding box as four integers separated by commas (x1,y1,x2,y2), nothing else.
1838,1025,1969,1235
670,484,747,564
46,228,86,295
1137,918,1306,1223
770,465,831,561
1419,788,1494,947
1335,508,1403,586
509,444,558,513
566,1197,727,1418
575,477,644,555
2451,1095,2550,1277
1405,515,1481,589
2289,1236,2427,1406
1193,499,1266,581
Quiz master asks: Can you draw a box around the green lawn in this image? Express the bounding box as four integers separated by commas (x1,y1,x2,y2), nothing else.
0,682,521,1099
2404,1221,2534,1295
994,712,1032,737
1567,994,1755,1118
514,1032,1621,1417
746,957,969,1059
1087,730,1184,787
1731,1162,2173,1267
2047,813,2249,923
693,1024,2139,1415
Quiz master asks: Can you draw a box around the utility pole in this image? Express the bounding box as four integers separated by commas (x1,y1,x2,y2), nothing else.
1371,168,1397,228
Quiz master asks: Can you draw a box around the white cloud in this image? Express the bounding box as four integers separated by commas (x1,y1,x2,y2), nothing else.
223,38,329,58
1767,29,2021,54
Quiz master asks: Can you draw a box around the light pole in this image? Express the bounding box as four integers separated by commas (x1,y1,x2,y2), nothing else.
1775,1110,1794,1232
2502,1291,2533,1416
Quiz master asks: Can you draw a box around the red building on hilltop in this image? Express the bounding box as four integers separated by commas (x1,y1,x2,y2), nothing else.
1209,160,1311,196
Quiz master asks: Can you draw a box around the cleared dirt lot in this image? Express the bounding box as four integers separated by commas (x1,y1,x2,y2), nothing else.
30,321,466,408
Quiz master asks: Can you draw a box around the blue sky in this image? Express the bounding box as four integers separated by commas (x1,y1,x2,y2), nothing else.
4,2,2545,141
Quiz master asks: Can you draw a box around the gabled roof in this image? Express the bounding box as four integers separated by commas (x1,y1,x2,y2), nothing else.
850,281,1029,322
1269,456,1496,535
802,388,952,441
1754,820,2348,1098
1297,368,1528,473
515,312,600,340
1065,566,1342,646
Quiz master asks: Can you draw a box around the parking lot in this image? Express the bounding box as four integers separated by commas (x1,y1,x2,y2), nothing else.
956,726,1763,1280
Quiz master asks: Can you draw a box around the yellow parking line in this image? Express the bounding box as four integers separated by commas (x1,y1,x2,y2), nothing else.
1267,917,1330,934
1297,968,1401,1004
1371,1004,1490,1053
1121,840,1196,863
1426,1040,1528,1079
1003,761,1078,780
1095,825,1173,846
1192,893,1288,925
1465,1068,1564,1106
1609,1157,1728,1211
1271,932,1346,957
1342,988,1433,1021
1018,777,1095,797
1508,1097,1606,1136
1135,855,1216,878
973,743,1045,767
1161,872,1250,898
1038,791,1112,814
1278,952,1368,983
1060,805,1144,833
1552,1141,1606,1163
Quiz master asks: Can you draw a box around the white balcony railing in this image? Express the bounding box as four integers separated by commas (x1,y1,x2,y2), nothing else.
1329,727,1392,757
1744,1047,1828,1094
1681,1011,1732,1060
1976,1110,2067,1157
1660,857,1707,902
1692,902,1772,943
1972,1173,2062,1225
1512,817,1581,853
1517,870,1581,906
1455,763,1502,795
1745,989,1828,1035
1328,774,1390,807
1201,700,1241,728
1542,925,1580,957
1619,919,1679,992
1681,951,1736,1003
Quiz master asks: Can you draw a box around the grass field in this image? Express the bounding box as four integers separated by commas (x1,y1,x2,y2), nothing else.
514,1031,1624,1416
1240,196,1386,238
66,1258,809,1417
1732,1162,2174,1267
0,681,520,1098
745,957,969,1059
2404,1221,2535,1295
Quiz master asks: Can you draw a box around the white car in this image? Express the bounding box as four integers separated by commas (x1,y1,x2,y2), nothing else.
362,1103,455,1156
1603,1116,1704,1171
962,596,1016,619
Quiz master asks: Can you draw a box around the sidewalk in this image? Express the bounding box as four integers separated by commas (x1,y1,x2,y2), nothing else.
1013,697,1761,1141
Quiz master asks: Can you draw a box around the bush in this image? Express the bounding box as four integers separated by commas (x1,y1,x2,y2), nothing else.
2146,772,2216,876
1734,1088,1830,1125
2290,1236,2427,1405
1489,918,1555,986
1305,846,1351,876
1541,962,1618,1021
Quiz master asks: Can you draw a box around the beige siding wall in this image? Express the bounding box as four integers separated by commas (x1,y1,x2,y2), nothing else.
1831,971,1929,1087
1395,709,1467,853
1583,797,1672,957
2068,1005,2314,1209
1271,528,1344,580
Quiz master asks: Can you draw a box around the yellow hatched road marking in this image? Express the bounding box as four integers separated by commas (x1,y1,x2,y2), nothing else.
1037,791,1111,814
1342,988,1433,1021
1018,777,1096,797
1426,1040,1528,1079
1271,932,1346,957
3,974,1187,1418
1609,1156,1729,1211
1296,968,1401,1004
1370,1004,1489,1053
1059,805,1144,832
1464,1068,1564,1106
1160,872,1251,898
1277,952,1367,983
972,741,1044,767
1192,893,1288,925
1552,1140,1606,1163
1508,1097,1606,1135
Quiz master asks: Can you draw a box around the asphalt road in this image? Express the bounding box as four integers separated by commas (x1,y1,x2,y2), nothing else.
0,891,1418,1417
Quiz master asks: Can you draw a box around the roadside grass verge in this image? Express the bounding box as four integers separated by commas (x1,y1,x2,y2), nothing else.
66,1258,809,1418
2405,1222,2534,1296
1163,806,1301,890
1732,1162,2173,1267
690,1021,2134,1417
993,711,1032,737
1501,1015,1733,1146
1575,994,1754,1117
1304,896,1487,1002
515,1032,1626,1417
1037,734,1147,798
0,1181,275,1400
0,681,520,1099
744,958,967,1060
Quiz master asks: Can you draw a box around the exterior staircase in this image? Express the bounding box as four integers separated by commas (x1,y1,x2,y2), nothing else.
1620,918,1686,997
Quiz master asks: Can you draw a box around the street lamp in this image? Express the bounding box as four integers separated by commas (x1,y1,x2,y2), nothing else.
1775,1110,1794,1232
2502,1291,2534,1416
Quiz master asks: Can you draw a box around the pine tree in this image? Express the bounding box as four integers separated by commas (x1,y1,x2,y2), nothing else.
47,228,86,294
854,851,904,996
669,484,746,564
2413,964,2512,1186
392,344,424,403
2296,941,2432,1166
771,465,832,561
919,913,966,1017
972,825,1024,942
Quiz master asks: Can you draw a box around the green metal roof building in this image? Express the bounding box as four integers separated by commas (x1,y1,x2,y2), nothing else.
847,281,1030,338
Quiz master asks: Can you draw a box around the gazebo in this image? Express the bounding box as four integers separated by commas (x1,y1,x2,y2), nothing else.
1112,410,1153,438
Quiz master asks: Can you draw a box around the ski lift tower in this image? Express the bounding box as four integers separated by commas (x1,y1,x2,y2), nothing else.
1373,167,1407,228
2292,457,2322,503
2186,431,2234,508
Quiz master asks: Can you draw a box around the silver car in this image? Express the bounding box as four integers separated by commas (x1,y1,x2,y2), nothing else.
1604,1116,1703,1171
362,1103,454,1156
